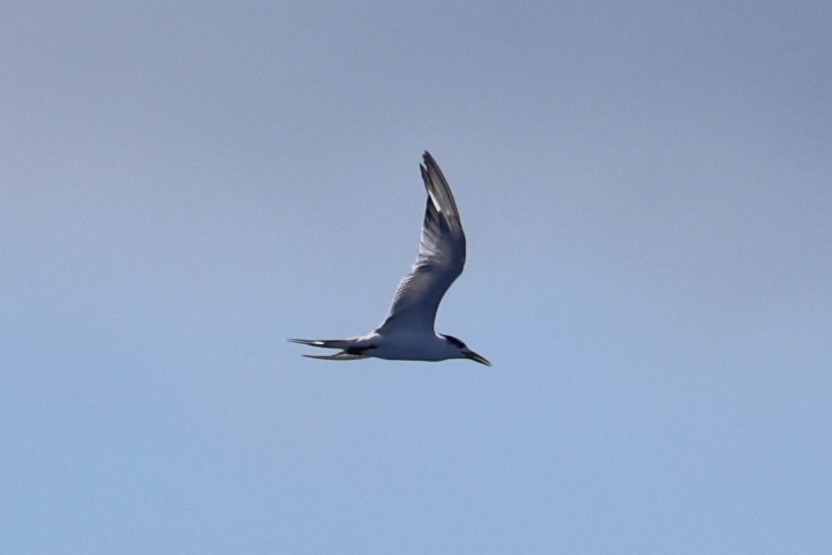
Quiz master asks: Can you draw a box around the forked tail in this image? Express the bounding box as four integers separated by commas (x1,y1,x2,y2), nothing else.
288,338,371,361
288,338,353,349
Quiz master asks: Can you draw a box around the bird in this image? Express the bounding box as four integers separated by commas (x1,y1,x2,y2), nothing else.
290,151,491,366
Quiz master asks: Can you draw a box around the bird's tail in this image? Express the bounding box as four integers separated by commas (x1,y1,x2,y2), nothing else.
288,338,353,350
288,338,372,361
302,352,370,361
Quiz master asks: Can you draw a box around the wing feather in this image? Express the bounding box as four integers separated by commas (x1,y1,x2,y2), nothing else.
377,152,466,333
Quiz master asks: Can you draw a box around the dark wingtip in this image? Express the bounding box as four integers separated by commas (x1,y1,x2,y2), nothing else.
422,150,436,167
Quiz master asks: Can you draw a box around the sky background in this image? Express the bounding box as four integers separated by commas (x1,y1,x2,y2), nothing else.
2,1,831,553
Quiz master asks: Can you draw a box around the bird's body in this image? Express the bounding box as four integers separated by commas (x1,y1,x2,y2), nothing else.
290,152,490,366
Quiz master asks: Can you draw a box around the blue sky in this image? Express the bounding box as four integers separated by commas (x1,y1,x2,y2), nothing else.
2,2,831,553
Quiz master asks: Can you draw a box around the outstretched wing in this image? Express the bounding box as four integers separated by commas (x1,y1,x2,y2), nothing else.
377,152,466,333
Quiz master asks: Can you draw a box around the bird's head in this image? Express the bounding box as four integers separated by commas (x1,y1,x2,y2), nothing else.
440,334,491,366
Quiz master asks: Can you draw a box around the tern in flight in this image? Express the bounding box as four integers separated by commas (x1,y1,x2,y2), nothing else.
290,151,491,366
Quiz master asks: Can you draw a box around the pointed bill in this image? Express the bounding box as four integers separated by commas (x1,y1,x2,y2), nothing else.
465,350,491,366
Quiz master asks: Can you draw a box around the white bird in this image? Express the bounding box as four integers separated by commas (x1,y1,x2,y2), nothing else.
290,151,491,366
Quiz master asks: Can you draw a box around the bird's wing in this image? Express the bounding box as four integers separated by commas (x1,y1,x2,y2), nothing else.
377,152,466,333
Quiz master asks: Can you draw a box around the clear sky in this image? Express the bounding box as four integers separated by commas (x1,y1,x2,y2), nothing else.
2,2,830,553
